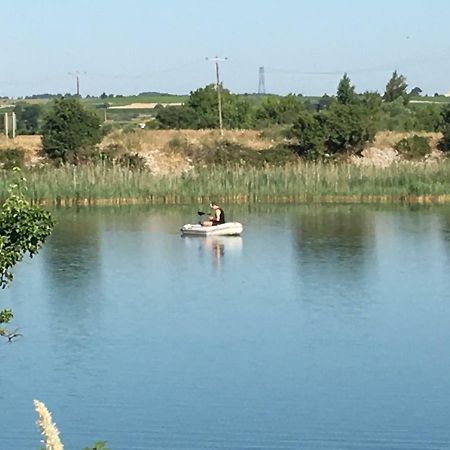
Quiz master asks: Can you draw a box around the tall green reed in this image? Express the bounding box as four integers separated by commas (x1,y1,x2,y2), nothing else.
0,160,449,205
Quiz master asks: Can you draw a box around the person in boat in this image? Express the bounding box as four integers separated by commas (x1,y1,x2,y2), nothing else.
201,202,225,226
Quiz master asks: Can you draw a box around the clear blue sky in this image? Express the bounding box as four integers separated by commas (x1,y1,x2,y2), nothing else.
1,0,450,97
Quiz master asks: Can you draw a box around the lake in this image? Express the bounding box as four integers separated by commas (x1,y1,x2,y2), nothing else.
2,204,450,450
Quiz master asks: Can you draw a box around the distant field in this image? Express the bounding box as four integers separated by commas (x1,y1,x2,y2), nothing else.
410,96,450,104
83,95,189,108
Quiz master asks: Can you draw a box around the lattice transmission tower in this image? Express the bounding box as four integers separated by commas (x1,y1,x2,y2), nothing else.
258,66,266,94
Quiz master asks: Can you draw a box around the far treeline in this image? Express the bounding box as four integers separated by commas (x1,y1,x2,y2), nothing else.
2,71,450,203
4,71,450,162
152,71,450,159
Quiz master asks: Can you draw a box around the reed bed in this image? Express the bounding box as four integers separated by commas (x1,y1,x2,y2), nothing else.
0,160,449,205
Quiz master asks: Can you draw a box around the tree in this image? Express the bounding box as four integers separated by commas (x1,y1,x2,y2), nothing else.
316,94,333,111
187,84,254,129
414,104,444,131
438,104,450,152
321,102,376,155
41,98,103,163
292,110,325,158
13,103,42,134
255,95,304,126
336,73,357,105
155,105,199,129
187,84,224,128
439,125,450,152
410,86,422,96
292,102,376,158
383,70,408,104
0,169,54,340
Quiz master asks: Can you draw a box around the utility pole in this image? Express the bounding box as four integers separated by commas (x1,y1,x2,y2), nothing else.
258,67,266,95
4,113,8,138
68,71,86,97
3,112,16,139
206,56,227,136
11,112,16,140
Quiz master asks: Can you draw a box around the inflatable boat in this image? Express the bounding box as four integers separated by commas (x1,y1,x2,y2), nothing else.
180,222,243,236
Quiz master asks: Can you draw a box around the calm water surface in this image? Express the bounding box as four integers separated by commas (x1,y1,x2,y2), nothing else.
2,204,450,450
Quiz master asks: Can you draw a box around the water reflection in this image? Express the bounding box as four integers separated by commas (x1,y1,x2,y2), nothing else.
293,205,375,263
42,210,101,295
182,236,243,267
39,210,103,354
291,205,376,310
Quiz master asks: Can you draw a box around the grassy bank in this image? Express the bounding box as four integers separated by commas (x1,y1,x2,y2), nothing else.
1,161,450,205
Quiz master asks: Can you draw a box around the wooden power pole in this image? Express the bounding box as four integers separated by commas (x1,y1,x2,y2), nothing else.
206,56,228,136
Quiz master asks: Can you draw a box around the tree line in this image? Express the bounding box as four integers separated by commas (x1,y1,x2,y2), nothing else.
4,70,450,162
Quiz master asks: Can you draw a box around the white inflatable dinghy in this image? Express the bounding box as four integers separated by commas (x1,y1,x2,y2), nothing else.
180,222,243,236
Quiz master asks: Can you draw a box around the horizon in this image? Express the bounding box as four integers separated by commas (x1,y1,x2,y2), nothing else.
5,87,450,101
1,0,450,98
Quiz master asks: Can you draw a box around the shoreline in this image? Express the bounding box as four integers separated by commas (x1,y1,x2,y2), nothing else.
30,194,450,207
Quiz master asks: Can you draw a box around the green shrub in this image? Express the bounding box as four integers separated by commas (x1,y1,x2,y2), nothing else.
167,136,190,152
438,125,450,153
258,126,290,141
394,135,431,160
144,119,160,129
122,124,137,134
97,144,146,170
156,105,199,129
0,147,25,169
101,122,115,136
116,152,146,170
413,104,444,131
41,98,102,164
82,441,109,450
174,139,297,167
291,102,376,159
379,98,415,131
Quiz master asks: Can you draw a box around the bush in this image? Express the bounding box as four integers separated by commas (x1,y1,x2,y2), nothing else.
258,126,290,141
379,98,415,131
156,105,199,129
254,95,304,127
0,147,25,169
144,119,159,129
41,97,102,164
83,441,109,450
101,122,115,136
186,84,254,129
438,125,450,153
438,105,450,152
291,102,376,159
116,152,146,170
97,144,146,170
13,103,43,134
394,135,431,160
413,104,444,131
169,138,297,167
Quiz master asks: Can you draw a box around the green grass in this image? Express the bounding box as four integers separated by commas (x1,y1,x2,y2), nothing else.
0,161,449,205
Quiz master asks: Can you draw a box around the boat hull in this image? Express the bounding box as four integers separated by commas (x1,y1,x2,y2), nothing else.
181,222,243,236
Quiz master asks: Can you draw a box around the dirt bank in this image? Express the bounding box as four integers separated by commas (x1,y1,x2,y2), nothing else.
0,130,442,173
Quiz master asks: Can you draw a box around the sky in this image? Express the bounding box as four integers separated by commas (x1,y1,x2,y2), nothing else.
1,0,450,97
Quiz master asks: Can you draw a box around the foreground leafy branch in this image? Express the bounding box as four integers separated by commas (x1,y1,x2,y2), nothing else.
0,168,54,339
